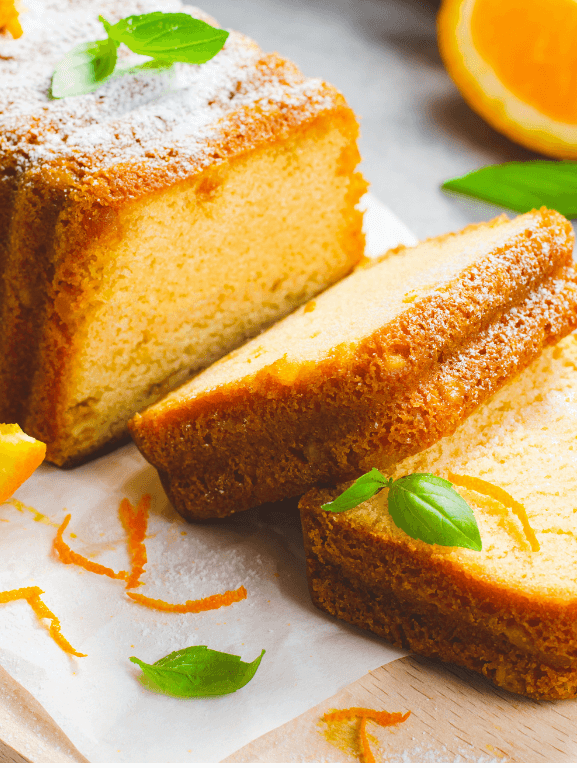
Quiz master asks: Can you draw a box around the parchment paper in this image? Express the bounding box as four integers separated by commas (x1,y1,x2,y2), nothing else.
0,194,416,763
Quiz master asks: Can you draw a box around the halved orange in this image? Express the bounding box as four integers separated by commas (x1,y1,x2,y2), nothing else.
438,0,577,158
0,424,46,504
0,0,22,39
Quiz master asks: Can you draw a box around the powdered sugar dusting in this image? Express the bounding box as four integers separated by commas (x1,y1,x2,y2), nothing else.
0,0,337,180
157,210,572,404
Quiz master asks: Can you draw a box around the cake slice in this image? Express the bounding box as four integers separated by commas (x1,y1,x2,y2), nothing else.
300,331,577,700
0,0,365,466
130,208,577,520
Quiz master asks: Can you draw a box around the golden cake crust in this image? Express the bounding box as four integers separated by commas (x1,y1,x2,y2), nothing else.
21,103,364,464
300,332,577,700
0,0,366,465
130,208,577,519
303,550,577,700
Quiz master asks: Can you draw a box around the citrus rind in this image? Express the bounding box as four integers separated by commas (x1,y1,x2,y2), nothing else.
438,0,577,159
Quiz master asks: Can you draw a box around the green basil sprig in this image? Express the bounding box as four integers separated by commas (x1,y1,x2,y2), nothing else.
51,38,119,98
130,645,265,698
442,161,577,219
51,12,229,99
102,13,228,62
321,469,482,551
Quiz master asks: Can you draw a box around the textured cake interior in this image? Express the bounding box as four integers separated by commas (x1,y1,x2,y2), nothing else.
34,119,363,463
0,0,365,466
146,211,549,407
301,333,577,699
131,209,577,520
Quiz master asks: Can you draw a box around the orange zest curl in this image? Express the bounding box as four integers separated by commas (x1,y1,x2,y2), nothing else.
324,707,411,727
0,587,85,657
53,497,249,617
126,585,247,613
358,717,374,763
54,514,128,581
323,708,410,764
448,471,540,552
119,495,150,589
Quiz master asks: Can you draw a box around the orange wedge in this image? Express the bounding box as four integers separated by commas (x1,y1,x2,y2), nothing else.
438,0,577,158
0,424,46,504
0,0,22,38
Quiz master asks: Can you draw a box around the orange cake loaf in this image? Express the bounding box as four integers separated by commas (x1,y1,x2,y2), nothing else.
130,208,577,520
0,0,365,467
300,332,577,700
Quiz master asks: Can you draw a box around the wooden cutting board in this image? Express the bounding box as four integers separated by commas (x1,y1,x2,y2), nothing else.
3,654,577,762
0,663,86,763
225,656,577,763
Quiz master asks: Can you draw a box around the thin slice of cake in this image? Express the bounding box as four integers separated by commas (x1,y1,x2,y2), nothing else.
130,208,577,520
300,332,577,700
0,0,365,466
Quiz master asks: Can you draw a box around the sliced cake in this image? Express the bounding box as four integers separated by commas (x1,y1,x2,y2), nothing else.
300,332,577,700
0,0,365,466
130,208,577,519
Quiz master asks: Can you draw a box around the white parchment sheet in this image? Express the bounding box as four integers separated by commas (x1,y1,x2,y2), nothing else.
0,195,416,763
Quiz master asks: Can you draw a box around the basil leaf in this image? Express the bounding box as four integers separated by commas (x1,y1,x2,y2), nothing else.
130,645,265,698
106,12,229,63
321,468,390,513
114,58,175,79
388,473,482,551
51,37,118,99
442,161,577,218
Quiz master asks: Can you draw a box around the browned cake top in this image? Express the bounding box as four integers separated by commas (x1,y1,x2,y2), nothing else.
0,0,340,185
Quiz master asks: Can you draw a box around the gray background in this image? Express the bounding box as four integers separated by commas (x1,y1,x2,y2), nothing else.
198,0,541,240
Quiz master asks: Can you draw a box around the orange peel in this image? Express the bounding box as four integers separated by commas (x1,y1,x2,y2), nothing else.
448,471,540,552
119,495,150,589
323,708,410,763
52,496,249,617
358,717,374,763
324,707,411,727
0,424,46,505
126,585,247,613
0,587,85,657
0,0,22,39
438,0,577,158
54,514,128,581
